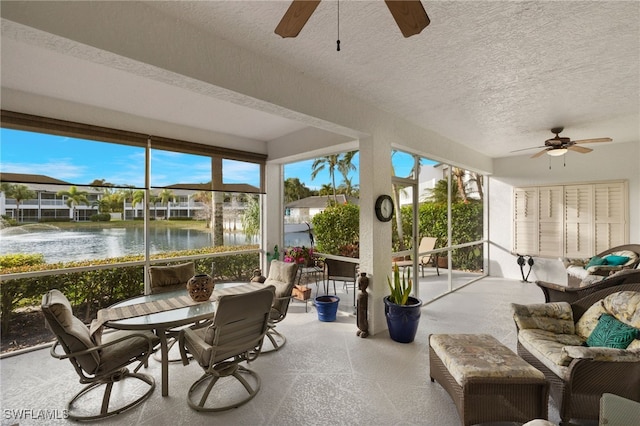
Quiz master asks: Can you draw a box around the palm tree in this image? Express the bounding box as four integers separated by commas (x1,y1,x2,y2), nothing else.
318,183,334,197
5,184,36,222
284,178,312,203
337,151,357,196
311,154,339,202
452,167,468,203
56,186,90,221
212,191,224,246
423,178,461,204
158,189,174,219
131,190,145,218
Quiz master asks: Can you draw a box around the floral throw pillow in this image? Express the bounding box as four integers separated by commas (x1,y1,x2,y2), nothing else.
586,314,639,349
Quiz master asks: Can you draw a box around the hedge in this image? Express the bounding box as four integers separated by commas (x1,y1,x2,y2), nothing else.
0,246,259,334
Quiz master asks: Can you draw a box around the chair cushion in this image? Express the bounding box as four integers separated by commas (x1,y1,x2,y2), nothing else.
264,260,297,314
42,289,100,374
149,262,195,294
586,314,639,349
604,255,630,266
98,329,159,373
511,302,575,334
602,291,640,328
586,256,608,269
576,300,607,340
518,329,584,366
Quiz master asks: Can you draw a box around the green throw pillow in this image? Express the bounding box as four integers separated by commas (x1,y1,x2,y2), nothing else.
585,256,607,269
604,255,630,266
586,314,638,349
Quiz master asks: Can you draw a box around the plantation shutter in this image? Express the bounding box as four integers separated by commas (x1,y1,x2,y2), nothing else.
564,185,593,258
538,186,563,256
513,188,538,255
594,182,627,253
512,181,627,258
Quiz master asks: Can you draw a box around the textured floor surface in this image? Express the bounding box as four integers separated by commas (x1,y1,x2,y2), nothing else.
0,277,599,426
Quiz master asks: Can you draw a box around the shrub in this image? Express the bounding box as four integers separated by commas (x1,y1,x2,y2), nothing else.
312,203,359,256
90,213,111,222
0,246,260,335
0,253,45,268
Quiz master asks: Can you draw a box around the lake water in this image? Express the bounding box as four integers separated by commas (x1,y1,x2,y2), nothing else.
0,224,312,264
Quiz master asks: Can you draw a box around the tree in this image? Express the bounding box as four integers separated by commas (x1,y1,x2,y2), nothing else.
318,183,334,196
241,195,260,242
337,151,357,196
4,184,36,222
156,189,174,219
284,178,312,203
311,154,339,202
452,167,468,203
56,186,90,221
192,191,212,225
131,190,145,218
423,178,461,204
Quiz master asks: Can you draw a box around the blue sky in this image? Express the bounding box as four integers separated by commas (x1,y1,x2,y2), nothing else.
1,129,421,191
0,129,261,188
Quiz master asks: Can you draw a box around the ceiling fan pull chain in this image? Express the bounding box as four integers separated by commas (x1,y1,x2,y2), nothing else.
336,0,341,51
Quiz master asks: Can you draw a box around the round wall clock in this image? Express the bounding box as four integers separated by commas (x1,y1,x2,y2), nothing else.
375,195,394,222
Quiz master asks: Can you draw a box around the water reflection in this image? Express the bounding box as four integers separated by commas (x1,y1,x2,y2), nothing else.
0,226,311,264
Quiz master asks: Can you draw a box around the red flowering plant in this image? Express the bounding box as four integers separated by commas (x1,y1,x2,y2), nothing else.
284,246,315,266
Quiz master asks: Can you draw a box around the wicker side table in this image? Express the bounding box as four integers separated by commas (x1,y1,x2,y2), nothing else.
429,333,549,426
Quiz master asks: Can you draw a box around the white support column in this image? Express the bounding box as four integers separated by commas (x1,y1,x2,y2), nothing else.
359,135,394,336
263,162,284,273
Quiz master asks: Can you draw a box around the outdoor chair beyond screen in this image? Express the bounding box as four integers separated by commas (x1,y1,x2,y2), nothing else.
262,259,299,352
178,286,275,412
41,289,158,421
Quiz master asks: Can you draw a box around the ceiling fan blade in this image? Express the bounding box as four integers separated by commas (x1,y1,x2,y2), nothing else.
531,149,549,159
573,137,612,144
275,0,321,38
384,0,430,38
568,145,593,154
510,145,545,153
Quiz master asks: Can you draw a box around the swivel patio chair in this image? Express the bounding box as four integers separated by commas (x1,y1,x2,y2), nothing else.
262,259,299,352
178,285,275,411
41,289,158,421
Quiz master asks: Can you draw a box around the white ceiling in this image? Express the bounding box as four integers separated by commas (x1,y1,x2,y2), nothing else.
1,1,639,160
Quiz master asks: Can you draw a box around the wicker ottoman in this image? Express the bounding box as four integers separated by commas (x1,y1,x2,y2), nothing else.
429,334,548,426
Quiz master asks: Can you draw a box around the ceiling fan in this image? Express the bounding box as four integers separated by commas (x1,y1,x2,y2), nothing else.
275,0,430,38
513,127,612,158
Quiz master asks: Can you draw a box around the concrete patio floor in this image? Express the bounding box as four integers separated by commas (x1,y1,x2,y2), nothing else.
0,275,599,426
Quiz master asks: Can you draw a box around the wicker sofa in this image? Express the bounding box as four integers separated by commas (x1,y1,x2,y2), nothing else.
511,283,640,426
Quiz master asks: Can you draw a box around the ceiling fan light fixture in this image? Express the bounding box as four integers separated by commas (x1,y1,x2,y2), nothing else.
547,148,568,157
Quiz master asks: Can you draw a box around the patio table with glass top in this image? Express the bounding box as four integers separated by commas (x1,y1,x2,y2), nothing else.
101,282,264,397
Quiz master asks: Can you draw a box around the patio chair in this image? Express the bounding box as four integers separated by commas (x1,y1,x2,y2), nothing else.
325,257,358,306
148,261,195,294
148,262,198,362
262,259,299,352
178,285,275,411
418,236,440,277
41,289,158,421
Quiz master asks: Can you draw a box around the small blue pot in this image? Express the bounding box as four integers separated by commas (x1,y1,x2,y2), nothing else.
315,295,340,322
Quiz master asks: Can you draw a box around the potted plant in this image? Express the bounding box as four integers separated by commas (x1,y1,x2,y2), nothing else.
284,246,315,267
384,264,422,343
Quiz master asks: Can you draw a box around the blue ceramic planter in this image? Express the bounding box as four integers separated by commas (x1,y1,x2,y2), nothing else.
384,296,422,343
315,295,340,322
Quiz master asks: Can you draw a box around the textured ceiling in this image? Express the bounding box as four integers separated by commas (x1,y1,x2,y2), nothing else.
1,1,639,160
